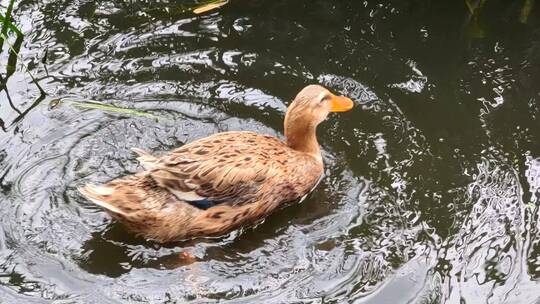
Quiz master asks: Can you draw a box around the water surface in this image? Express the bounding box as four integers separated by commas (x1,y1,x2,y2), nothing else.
1,0,539,303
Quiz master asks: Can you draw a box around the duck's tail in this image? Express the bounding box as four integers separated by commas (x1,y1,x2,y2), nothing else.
131,147,158,170
79,184,127,216
78,175,200,242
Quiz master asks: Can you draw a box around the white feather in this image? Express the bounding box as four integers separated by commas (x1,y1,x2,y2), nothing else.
79,185,126,215
169,189,205,201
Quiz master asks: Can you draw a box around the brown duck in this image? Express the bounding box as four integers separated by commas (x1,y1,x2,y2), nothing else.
79,85,353,242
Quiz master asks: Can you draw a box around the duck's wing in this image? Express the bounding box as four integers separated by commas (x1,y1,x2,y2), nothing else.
132,132,283,208
79,173,202,242
79,173,190,216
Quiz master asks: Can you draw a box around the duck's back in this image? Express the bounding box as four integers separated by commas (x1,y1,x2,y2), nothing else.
80,131,324,241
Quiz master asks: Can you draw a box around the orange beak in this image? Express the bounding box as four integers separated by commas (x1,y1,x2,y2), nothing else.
329,95,354,112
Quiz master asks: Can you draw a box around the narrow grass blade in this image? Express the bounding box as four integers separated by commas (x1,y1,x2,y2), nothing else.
57,98,161,120
193,0,229,14
520,0,535,23
0,14,23,37
0,32,45,94
0,0,16,54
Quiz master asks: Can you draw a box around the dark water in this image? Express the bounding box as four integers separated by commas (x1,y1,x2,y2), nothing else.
1,0,539,302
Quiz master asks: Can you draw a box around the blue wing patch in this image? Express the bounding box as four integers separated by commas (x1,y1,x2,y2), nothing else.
186,198,222,210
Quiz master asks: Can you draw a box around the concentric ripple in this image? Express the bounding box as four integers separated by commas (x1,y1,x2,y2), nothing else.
1,0,540,303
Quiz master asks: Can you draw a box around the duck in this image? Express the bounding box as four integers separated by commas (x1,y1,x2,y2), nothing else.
79,84,353,242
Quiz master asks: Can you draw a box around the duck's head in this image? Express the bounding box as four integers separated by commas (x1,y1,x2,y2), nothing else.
284,85,353,155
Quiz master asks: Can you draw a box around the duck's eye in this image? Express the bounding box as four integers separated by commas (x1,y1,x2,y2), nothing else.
319,94,331,105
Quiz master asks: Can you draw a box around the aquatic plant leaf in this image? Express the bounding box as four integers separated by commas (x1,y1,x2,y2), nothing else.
193,0,229,14
0,32,44,94
465,0,476,14
61,98,161,120
0,14,23,37
1,0,22,42
520,0,535,24
464,0,487,39
465,0,487,15
469,16,485,38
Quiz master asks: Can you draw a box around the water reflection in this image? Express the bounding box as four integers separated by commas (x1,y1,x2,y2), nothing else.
1,0,539,302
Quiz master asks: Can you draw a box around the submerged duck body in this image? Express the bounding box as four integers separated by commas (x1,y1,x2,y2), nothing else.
80,85,353,242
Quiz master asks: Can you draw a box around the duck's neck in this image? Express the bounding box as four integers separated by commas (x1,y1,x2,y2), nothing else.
285,122,321,159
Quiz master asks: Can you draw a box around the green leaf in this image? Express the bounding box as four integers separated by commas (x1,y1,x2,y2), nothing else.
0,32,44,94
520,0,535,24
56,98,162,120
0,14,23,36
469,16,485,38
465,0,476,14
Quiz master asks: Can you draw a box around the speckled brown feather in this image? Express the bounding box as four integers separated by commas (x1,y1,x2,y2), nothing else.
78,85,349,242
141,132,299,205
79,132,323,242
79,173,203,242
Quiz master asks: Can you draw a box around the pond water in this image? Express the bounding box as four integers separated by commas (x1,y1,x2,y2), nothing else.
1,0,539,303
